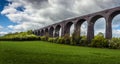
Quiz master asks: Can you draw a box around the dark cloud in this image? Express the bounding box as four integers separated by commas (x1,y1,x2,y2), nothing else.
1,0,120,37
26,0,49,9
40,8,76,22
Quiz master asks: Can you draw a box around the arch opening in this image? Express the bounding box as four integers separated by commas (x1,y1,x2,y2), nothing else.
76,19,87,36
94,18,106,37
109,10,120,22
49,26,54,37
41,29,44,36
65,22,74,36
70,24,74,36
38,30,40,36
45,28,49,35
35,31,38,36
81,22,87,36
90,15,106,37
112,13,120,37
55,25,61,37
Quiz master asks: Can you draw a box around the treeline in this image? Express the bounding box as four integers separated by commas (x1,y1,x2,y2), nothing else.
36,32,120,49
0,30,41,41
1,31,120,49
46,33,120,49
45,32,108,48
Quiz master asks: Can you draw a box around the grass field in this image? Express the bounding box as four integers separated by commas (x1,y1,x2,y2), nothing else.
0,41,120,64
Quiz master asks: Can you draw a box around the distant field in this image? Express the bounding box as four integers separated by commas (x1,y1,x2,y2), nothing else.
0,41,120,64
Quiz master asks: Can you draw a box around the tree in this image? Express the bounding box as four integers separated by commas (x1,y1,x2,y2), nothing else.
97,32,104,37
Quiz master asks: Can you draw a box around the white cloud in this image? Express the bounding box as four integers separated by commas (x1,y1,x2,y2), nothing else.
0,25,3,30
113,30,120,37
0,32,8,36
1,0,120,37
0,25,8,36
8,22,43,32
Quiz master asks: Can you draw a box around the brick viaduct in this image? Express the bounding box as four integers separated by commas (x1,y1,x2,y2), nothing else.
32,6,120,42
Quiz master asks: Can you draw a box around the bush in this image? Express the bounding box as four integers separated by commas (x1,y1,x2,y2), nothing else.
56,38,65,44
109,38,120,49
40,33,49,41
63,34,71,44
41,36,46,41
71,32,81,45
80,36,88,46
53,37,58,43
90,35,108,48
3,30,120,49
45,33,49,41
48,38,55,42
4,35,41,41
0,31,42,41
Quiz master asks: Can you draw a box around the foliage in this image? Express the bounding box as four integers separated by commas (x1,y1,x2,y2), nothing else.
56,37,65,44
45,33,49,41
0,30,41,41
53,37,58,43
71,32,81,45
2,30,120,49
41,36,46,41
90,33,108,48
63,34,71,44
48,38,56,43
109,38,120,49
80,36,88,46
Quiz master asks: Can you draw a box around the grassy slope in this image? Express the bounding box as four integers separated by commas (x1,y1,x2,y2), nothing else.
0,41,120,64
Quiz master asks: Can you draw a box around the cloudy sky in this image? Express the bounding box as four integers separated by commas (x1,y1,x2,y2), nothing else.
0,0,120,37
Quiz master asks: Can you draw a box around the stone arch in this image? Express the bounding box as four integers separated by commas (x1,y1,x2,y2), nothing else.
75,19,87,36
49,26,54,37
41,29,44,36
64,22,74,36
35,30,38,36
109,10,120,22
90,15,104,24
32,31,35,35
105,10,120,39
38,30,40,35
55,25,61,37
45,28,49,35
109,10,120,37
88,15,105,40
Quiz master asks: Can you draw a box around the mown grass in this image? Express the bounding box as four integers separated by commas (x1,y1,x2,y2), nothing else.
0,41,120,64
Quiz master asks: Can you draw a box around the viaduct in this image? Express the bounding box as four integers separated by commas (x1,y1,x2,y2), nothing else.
32,6,120,42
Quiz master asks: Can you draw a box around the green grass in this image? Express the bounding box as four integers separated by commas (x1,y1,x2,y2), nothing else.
0,41,120,64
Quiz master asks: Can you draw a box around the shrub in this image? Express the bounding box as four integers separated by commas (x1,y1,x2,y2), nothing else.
80,36,88,46
45,33,49,41
48,38,55,42
41,36,46,41
0,31,42,41
56,37,65,44
109,38,120,49
53,37,58,43
63,34,71,44
90,35,108,48
71,32,81,45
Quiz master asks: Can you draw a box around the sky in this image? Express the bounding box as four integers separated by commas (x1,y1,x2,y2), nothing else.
0,0,120,37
